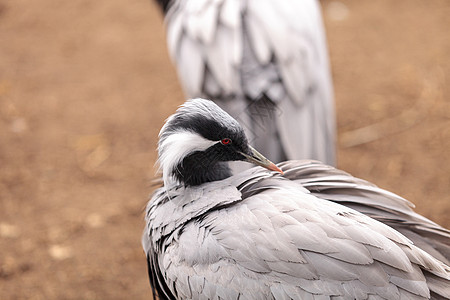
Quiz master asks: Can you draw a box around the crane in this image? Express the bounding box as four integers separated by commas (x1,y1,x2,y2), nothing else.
153,0,336,165
142,98,450,300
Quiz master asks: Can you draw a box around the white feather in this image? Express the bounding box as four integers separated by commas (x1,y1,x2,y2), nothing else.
246,10,271,64
178,37,205,96
220,0,240,28
166,5,184,61
186,1,219,43
206,24,236,93
158,129,218,186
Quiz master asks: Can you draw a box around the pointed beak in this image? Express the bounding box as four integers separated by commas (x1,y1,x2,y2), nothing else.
239,145,284,174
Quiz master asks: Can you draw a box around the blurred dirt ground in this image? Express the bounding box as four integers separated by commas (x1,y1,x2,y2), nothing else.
0,0,449,299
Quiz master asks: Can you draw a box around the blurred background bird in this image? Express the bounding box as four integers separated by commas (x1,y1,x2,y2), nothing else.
153,0,336,166
143,99,450,299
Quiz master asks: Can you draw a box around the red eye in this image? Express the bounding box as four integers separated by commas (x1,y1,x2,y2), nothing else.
220,138,232,145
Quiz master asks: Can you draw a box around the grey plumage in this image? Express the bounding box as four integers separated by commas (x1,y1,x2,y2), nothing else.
155,0,336,165
280,160,450,265
143,163,450,299
142,99,450,300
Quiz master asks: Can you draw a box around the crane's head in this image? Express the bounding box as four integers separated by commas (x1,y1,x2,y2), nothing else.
158,98,282,186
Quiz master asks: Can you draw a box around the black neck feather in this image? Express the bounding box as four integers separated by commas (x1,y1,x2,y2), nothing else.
173,151,232,186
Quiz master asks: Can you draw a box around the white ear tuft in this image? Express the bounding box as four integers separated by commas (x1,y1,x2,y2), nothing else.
158,129,217,186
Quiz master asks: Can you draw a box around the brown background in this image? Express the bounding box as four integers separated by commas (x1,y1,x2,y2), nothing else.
0,0,449,299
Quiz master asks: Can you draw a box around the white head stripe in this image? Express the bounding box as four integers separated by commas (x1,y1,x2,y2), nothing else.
158,129,217,186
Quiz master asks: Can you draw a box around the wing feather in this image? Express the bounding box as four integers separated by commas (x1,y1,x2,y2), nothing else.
160,0,336,165
186,1,219,44
178,36,205,96
245,10,271,64
144,169,450,298
206,23,237,94
279,160,450,264
166,6,184,61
